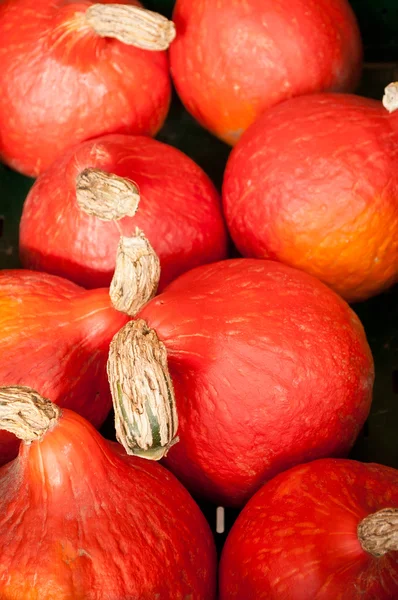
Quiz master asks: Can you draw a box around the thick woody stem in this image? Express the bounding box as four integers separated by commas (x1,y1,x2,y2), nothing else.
358,508,398,557
110,230,160,316
0,386,60,444
85,4,176,51
382,82,398,113
76,168,140,221
107,319,179,460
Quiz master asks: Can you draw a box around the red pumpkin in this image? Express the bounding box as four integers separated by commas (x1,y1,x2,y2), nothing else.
170,0,362,145
222,92,398,302
0,386,217,599
0,267,133,465
109,259,374,506
0,0,175,177
19,134,227,291
219,458,398,599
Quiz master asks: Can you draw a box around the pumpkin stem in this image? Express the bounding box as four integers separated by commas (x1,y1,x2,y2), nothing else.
76,168,160,316
109,230,160,316
382,82,398,113
85,4,176,51
107,319,179,460
0,386,60,444
358,508,398,557
76,168,140,221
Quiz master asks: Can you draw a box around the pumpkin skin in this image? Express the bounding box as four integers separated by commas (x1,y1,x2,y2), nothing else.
0,270,129,465
219,458,398,599
0,406,217,599
222,93,398,303
0,0,172,177
170,0,362,145
19,134,227,291
136,259,374,506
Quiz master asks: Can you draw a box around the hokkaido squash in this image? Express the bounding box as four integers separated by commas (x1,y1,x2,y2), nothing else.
106,258,374,506
0,386,217,599
19,134,227,291
0,230,158,464
223,88,398,302
0,0,175,176
170,0,362,145
220,458,398,599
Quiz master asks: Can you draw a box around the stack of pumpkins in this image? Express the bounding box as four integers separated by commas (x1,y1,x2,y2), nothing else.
0,0,398,597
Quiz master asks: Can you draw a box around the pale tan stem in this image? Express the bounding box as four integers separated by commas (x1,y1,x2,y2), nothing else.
107,319,179,460
109,230,160,316
382,82,398,113
358,508,398,557
85,4,176,51
0,386,60,444
76,168,140,221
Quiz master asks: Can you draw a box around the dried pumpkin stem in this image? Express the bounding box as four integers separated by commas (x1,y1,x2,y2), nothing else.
0,386,60,444
382,82,398,113
85,4,176,51
358,508,398,557
76,168,140,221
107,319,179,460
109,230,160,316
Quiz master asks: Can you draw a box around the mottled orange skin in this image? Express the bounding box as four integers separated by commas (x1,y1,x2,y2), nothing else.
170,0,362,145
0,0,171,177
0,270,129,465
223,94,398,302
138,259,374,506
0,409,217,599
220,458,398,599
19,134,227,291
